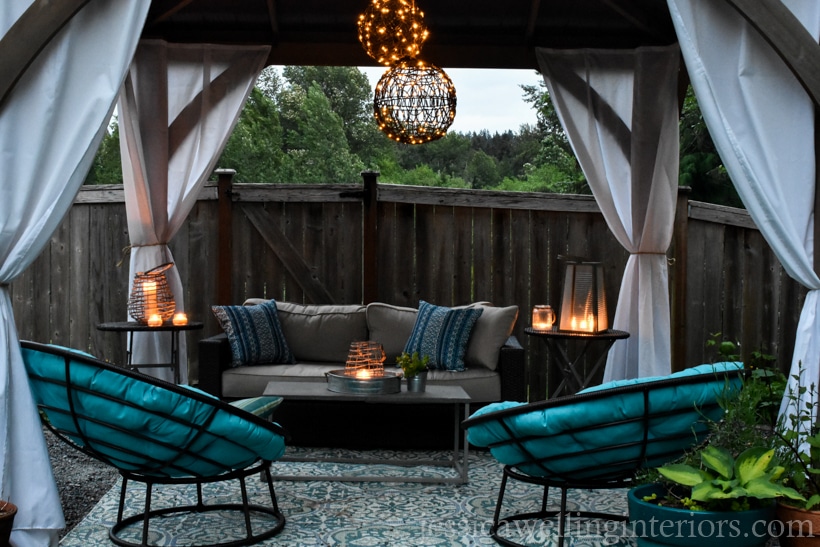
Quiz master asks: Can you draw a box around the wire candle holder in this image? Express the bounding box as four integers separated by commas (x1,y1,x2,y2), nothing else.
373,57,456,145
128,263,176,326
344,341,386,379
357,0,428,66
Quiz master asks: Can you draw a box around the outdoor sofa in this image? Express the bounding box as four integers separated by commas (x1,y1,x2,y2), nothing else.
198,299,525,447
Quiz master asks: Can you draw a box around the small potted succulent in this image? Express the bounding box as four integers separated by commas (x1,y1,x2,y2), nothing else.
397,351,430,393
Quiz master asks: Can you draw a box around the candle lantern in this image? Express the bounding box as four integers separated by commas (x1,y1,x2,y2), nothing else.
344,341,386,378
559,259,608,333
128,262,176,326
531,305,556,331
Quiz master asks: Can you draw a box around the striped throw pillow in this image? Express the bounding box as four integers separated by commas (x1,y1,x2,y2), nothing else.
403,301,483,372
230,396,284,420
212,300,294,367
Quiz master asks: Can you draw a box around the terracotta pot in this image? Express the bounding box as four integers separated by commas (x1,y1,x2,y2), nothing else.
777,502,820,547
0,501,17,547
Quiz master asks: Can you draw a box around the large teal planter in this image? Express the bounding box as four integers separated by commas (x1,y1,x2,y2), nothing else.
627,483,775,547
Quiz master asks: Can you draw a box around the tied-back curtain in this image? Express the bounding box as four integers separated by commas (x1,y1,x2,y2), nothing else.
667,0,820,429
119,40,270,384
0,2,149,545
536,46,681,380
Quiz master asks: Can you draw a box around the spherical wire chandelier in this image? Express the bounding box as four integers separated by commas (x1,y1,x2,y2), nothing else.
357,0,429,66
373,57,457,145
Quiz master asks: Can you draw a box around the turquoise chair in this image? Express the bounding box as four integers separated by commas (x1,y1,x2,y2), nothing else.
21,340,289,547
462,362,744,547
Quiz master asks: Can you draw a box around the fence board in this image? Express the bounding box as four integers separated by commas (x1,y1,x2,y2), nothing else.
11,181,809,401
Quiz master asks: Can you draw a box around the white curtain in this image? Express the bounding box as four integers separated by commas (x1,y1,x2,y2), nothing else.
119,40,270,384
536,46,681,380
0,2,148,545
668,0,820,431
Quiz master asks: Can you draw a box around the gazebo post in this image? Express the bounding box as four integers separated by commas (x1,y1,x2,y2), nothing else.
361,171,379,304
671,186,691,373
216,168,235,305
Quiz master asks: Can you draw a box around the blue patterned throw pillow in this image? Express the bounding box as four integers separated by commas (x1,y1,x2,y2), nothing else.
212,300,294,367
404,301,483,371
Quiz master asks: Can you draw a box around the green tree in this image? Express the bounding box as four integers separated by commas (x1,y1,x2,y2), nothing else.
521,81,584,186
84,118,122,185
278,83,365,183
464,150,501,188
282,65,389,167
679,86,740,207
218,88,286,182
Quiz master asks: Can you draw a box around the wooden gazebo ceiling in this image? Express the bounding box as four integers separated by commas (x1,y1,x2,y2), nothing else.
143,0,678,69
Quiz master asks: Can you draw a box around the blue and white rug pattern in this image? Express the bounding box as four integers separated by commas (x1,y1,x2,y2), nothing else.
60,448,637,546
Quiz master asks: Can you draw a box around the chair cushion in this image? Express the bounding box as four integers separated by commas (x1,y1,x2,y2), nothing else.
212,300,294,367
466,362,743,480
404,300,483,372
22,344,287,478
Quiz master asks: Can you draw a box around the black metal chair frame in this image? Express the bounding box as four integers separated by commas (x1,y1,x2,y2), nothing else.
462,367,744,547
21,340,289,547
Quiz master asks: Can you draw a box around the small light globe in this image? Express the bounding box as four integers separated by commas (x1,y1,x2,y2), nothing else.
373,57,457,145
357,0,428,66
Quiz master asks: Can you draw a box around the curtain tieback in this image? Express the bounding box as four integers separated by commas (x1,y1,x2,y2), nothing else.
632,252,675,266
117,242,169,267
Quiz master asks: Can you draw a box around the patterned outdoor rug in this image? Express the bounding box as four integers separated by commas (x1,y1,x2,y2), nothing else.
60,447,637,546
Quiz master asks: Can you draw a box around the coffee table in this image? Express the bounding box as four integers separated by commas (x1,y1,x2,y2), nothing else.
263,381,471,484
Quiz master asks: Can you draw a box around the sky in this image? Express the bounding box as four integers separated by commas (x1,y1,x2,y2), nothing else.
359,67,543,135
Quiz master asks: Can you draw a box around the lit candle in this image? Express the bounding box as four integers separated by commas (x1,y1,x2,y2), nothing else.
142,280,158,318
172,313,188,326
356,369,372,379
147,314,163,327
531,305,555,331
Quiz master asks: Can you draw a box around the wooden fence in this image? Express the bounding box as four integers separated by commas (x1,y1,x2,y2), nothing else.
11,174,806,401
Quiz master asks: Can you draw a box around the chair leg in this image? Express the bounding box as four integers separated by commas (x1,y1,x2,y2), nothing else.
263,465,280,514
491,469,510,536
239,475,253,538
141,482,153,547
557,486,568,547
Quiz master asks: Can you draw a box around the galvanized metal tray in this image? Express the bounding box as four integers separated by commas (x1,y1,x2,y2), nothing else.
325,369,401,395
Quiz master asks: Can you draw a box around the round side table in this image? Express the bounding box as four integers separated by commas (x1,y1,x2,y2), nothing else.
96,321,204,384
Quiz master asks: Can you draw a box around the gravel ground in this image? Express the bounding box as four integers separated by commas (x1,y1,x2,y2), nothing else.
43,427,118,539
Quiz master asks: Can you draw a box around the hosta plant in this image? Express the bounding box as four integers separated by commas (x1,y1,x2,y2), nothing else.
651,445,804,512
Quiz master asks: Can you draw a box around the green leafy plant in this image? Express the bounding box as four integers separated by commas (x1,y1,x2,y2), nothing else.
396,352,429,378
639,337,801,512
654,445,804,511
773,365,820,510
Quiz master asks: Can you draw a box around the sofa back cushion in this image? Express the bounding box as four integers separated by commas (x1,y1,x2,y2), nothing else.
365,303,418,363
251,301,367,363
366,301,519,370
463,303,519,371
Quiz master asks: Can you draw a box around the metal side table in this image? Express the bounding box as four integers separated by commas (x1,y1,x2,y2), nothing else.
525,327,629,397
96,321,203,384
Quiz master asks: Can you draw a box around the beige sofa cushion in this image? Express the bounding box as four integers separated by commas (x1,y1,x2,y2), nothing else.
365,303,418,363
464,303,519,371
366,301,518,371
245,300,367,363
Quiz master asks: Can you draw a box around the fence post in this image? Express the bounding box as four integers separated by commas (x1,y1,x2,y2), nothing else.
670,186,691,372
361,171,379,304
216,169,235,305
